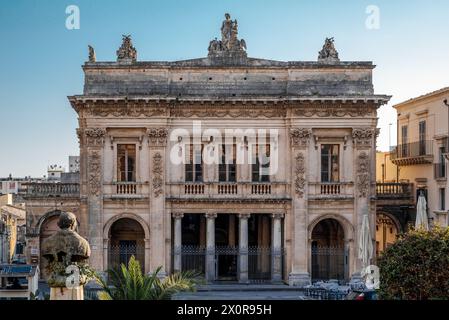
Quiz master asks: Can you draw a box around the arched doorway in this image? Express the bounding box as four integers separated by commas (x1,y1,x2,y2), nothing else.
376,213,399,256
311,218,346,282
108,218,145,271
39,213,60,279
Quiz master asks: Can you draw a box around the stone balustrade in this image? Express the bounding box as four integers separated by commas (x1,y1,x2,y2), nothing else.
103,182,149,198
308,182,354,199
21,183,79,198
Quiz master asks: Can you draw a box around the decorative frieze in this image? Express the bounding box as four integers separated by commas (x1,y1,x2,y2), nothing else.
290,129,312,148
294,153,306,198
172,212,184,219
170,107,286,118
352,128,375,147
148,128,168,147
293,105,375,118
88,151,101,196
87,105,166,118
356,151,370,198
152,152,164,197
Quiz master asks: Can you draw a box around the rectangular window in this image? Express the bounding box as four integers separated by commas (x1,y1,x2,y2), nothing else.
219,139,237,182
185,139,203,182
321,144,339,182
419,121,426,155
117,144,136,182
252,134,270,182
401,125,408,157
440,188,446,211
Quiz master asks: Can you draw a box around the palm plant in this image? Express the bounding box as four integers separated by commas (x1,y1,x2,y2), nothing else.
94,256,199,300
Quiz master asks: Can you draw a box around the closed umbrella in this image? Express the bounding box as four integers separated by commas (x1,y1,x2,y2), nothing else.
358,210,374,269
415,193,429,231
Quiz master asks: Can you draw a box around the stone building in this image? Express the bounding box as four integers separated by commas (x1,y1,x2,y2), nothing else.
26,14,391,285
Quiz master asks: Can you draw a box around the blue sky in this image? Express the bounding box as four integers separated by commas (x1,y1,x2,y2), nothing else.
1,0,448,177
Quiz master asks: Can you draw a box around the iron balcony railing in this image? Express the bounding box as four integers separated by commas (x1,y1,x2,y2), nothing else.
390,140,433,160
434,163,447,179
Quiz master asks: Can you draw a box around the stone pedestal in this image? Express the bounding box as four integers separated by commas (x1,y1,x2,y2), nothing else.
288,273,311,287
50,286,84,300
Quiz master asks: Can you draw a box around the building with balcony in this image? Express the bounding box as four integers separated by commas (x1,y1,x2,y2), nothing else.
24,14,391,286
378,87,449,236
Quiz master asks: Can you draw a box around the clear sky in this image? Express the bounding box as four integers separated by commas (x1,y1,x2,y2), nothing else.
1,0,448,177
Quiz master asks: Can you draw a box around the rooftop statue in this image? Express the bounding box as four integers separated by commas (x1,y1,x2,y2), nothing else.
208,13,247,60
41,212,91,287
117,34,137,62
318,37,340,64
88,45,96,63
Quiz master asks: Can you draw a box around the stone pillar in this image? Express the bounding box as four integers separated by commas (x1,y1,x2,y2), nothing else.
288,128,312,286
102,238,109,271
144,238,151,274
205,213,217,282
148,128,168,277
238,213,250,284
271,213,283,283
172,212,184,273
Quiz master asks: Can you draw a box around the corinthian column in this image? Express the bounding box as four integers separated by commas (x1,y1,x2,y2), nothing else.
172,212,184,273
205,213,217,282
238,213,250,283
271,213,284,283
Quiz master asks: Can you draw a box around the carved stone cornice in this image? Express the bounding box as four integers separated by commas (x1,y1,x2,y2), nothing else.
290,128,312,148
152,152,164,197
352,128,375,147
293,104,375,118
356,151,370,198
84,128,106,146
294,153,306,198
148,128,168,147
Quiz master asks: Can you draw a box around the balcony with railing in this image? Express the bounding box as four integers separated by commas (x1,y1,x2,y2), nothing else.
308,182,354,199
168,182,288,201
21,183,79,198
376,183,414,202
390,140,433,166
103,182,149,199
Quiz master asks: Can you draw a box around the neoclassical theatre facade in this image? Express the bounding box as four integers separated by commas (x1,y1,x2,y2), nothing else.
30,15,390,285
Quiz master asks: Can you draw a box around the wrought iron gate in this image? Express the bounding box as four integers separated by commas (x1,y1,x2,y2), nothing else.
215,246,238,280
248,246,272,282
311,245,348,282
180,245,206,275
109,242,145,270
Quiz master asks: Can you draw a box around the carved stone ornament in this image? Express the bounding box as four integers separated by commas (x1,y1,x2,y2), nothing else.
171,107,286,118
117,34,137,62
352,128,375,147
88,151,101,196
88,45,96,63
87,104,166,118
152,152,163,197
356,152,370,198
148,128,168,146
318,37,340,64
293,105,374,118
85,128,106,146
290,129,312,148
294,153,306,198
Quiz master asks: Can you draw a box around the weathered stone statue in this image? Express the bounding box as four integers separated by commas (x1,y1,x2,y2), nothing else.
41,212,91,300
318,37,340,64
208,13,247,63
88,45,96,63
117,34,137,63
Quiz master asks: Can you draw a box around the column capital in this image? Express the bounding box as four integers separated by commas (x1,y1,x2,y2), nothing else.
172,212,184,219
238,213,251,220
205,212,218,219
271,213,285,220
